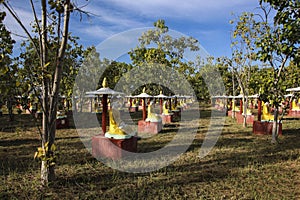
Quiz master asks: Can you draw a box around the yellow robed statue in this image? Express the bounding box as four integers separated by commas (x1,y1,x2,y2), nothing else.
261,101,274,121
132,99,138,107
231,99,240,112
163,101,172,115
146,101,162,122
291,99,300,111
105,107,132,139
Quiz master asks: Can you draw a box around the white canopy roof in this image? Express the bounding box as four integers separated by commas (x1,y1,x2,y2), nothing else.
154,94,170,98
134,92,153,98
86,87,123,95
286,87,300,92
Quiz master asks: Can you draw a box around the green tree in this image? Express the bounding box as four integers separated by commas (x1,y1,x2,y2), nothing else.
128,19,200,95
2,0,85,185
255,2,299,143
218,12,259,127
0,11,17,121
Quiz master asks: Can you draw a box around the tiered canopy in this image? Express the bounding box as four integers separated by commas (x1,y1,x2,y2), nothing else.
154,91,169,99
85,78,123,134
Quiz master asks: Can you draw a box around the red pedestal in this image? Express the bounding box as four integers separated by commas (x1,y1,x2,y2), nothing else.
253,121,282,135
236,114,255,124
56,117,69,129
92,135,137,160
137,120,162,134
288,110,300,117
228,110,239,118
161,114,174,124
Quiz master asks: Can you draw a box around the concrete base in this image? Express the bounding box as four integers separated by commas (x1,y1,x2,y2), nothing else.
253,121,282,135
138,120,162,134
236,113,255,124
161,114,174,124
56,117,69,129
92,135,137,160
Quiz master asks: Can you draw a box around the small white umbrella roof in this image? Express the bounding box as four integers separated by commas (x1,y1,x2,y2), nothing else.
248,94,259,98
86,87,124,95
133,87,153,98
154,93,169,98
154,94,169,98
284,93,294,97
134,93,153,98
85,78,123,95
286,87,300,92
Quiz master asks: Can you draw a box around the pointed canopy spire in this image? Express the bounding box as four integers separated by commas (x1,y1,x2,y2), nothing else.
142,87,146,93
102,77,108,88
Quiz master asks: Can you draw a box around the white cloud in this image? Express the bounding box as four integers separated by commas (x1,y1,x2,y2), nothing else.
82,2,146,28
79,25,116,40
102,0,257,22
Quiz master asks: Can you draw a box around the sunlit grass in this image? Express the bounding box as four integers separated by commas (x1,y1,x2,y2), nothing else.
0,104,299,199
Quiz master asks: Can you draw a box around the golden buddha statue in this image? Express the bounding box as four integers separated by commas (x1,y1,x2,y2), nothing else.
292,99,300,111
145,101,162,122
261,101,274,121
163,101,172,115
231,99,240,112
105,103,131,139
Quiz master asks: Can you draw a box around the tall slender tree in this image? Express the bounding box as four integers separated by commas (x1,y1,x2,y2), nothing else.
2,0,84,185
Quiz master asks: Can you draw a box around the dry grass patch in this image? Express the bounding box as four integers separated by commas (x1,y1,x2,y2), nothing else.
0,105,300,199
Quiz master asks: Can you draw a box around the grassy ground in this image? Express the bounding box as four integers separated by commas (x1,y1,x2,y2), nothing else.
0,104,299,199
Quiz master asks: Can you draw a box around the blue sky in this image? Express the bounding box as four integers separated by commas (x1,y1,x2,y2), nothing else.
3,0,261,59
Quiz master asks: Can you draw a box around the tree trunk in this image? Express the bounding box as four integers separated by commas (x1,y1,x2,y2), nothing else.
243,97,247,128
7,97,14,121
41,160,48,186
271,108,279,144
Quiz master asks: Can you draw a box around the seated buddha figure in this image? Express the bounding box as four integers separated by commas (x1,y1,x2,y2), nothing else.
171,99,179,111
132,99,138,107
261,101,274,121
291,99,300,111
179,99,187,108
145,101,162,122
162,101,172,115
105,103,131,139
231,99,240,112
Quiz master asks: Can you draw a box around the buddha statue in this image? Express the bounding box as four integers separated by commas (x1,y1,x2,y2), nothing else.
162,101,172,115
132,99,138,107
261,101,274,121
145,101,162,122
179,99,186,108
171,99,179,111
105,103,132,139
231,99,240,112
292,99,300,111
